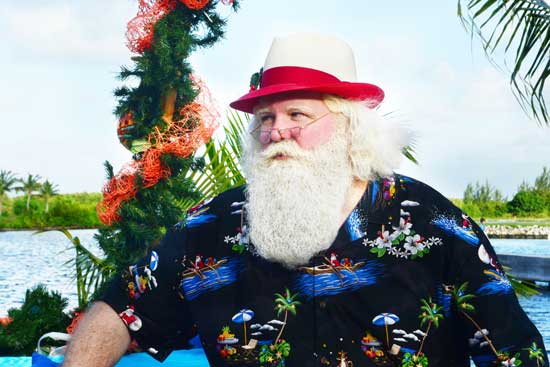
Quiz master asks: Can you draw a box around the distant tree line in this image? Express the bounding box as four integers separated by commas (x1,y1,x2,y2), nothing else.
0,170,101,229
457,167,550,218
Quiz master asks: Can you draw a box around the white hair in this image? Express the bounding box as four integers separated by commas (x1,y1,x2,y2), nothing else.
322,95,411,181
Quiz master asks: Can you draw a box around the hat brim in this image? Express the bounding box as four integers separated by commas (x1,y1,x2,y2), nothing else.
229,82,384,114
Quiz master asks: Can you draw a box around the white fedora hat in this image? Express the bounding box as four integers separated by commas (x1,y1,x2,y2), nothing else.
230,32,384,113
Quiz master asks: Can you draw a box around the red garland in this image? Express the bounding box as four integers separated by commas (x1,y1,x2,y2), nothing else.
180,0,210,10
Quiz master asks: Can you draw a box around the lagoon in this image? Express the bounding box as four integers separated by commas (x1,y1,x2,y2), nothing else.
1,230,549,352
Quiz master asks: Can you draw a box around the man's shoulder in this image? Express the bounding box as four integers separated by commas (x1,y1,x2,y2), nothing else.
370,173,460,219
178,185,246,230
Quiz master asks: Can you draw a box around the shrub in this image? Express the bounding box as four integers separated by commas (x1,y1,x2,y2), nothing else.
507,190,547,216
0,285,71,356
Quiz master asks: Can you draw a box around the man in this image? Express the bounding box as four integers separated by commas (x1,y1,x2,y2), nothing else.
63,33,547,367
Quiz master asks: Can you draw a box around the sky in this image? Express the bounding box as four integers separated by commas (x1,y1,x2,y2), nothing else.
1,0,549,199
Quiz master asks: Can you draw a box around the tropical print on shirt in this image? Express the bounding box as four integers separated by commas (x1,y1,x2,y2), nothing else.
101,174,548,367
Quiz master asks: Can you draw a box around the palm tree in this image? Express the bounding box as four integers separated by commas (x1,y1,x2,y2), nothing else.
452,282,500,357
0,170,18,216
273,288,301,344
458,0,550,125
416,297,444,356
16,174,42,211
40,180,59,213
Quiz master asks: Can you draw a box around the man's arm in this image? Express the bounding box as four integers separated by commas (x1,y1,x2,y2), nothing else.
62,301,130,367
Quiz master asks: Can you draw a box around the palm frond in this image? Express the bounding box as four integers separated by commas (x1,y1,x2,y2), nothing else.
504,266,541,297
36,229,115,309
458,0,550,125
184,110,248,211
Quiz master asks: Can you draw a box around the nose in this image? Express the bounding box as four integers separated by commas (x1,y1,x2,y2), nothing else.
267,114,292,143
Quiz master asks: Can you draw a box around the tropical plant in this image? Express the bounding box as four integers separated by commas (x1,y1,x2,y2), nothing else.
457,0,550,125
416,297,444,356
37,229,115,310
182,110,248,210
0,170,17,216
16,174,42,211
273,288,301,345
40,180,59,214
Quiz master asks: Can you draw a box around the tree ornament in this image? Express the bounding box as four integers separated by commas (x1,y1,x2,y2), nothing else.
117,112,136,150
180,0,210,10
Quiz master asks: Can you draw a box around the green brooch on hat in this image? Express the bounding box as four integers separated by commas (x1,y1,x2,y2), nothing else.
249,67,263,91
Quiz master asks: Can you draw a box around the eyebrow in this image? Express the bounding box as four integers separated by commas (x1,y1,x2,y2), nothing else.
253,103,316,116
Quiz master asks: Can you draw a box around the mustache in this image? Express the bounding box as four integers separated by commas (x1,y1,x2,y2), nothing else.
258,140,310,160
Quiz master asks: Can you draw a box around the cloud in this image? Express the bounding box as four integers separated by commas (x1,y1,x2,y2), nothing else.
268,319,285,325
392,329,406,335
403,333,420,342
413,330,426,337
394,338,407,343
259,324,278,331
250,324,262,329
1,1,134,63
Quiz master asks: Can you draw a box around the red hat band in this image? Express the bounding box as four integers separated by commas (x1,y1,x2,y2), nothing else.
260,66,341,88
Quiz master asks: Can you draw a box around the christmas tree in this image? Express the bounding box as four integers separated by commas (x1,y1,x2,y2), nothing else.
94,0,240,274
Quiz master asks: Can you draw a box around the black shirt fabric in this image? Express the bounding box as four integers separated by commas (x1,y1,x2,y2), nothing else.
101,174,548,367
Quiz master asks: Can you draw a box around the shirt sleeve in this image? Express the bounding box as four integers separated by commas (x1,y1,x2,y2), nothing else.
99,225,197,361
445,214,548,367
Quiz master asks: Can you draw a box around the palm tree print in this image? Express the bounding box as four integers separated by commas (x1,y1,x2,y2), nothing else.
451,282,500,357
416,297,444,357
524,341,545,367
273,288,301,345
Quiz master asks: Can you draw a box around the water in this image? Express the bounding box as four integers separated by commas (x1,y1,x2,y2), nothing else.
491,238,550,257
0,229,101,314
0,231,549,355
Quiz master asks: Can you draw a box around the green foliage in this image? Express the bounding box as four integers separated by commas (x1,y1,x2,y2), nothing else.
402,352,428,367
459,169,550,218
0,193,102,229
508,190,548,216
0,285,71,356
457,0,550,125
258,340,291,366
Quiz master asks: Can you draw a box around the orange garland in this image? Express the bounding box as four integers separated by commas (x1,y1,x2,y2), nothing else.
97,75,219,225
126,0,178,54
180,0,210,10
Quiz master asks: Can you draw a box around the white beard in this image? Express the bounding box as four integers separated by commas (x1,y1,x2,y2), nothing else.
240,123,354,268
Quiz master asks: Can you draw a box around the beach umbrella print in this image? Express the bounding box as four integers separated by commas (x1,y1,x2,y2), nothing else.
150,251,159,271
372,313,400,348
232,309,255,345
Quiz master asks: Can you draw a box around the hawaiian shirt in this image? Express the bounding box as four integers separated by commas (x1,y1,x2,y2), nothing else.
101,174,548,367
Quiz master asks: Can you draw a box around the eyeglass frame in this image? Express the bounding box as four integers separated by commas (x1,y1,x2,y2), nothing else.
249,111,333,144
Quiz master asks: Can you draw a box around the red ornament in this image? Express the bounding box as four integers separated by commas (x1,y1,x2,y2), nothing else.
180,0,209,10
